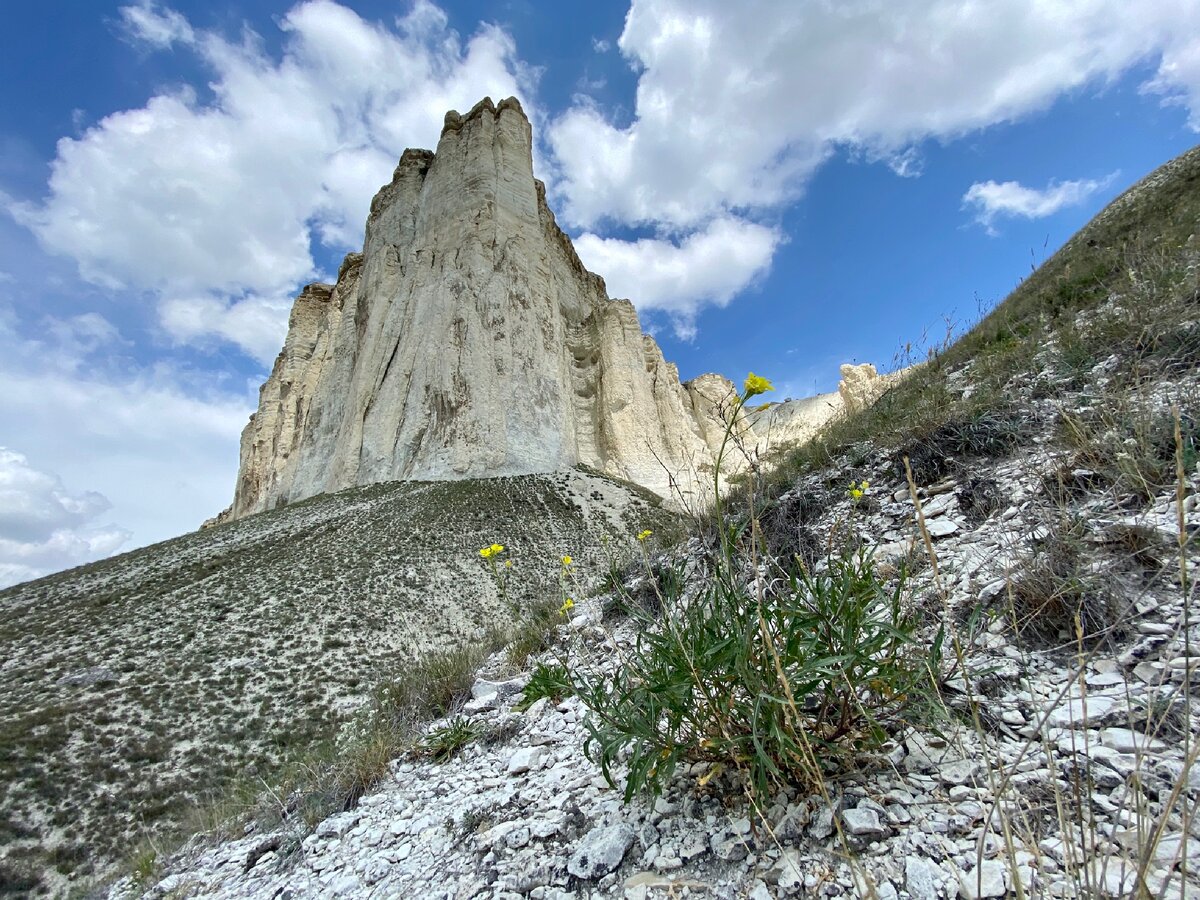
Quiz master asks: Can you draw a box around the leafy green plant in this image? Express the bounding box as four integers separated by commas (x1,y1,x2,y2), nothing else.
515,662,573,710
573,374,941,808
576,546,939,804
416,717,482,763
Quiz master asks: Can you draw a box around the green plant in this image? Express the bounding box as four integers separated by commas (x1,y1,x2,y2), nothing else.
416,717,482,763
573,375,941,808
515,662,573,710
129,838,159,885
1060,403,1198,503
576,546,939,804
505,595,561,668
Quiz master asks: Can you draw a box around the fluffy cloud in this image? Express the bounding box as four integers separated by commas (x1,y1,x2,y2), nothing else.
119,0,194,48
548,0,1200,231
0,309,252,587
160,294,292,364
963,174,1117,234
574,217,781,339
13,0,530,361
0,448,131,589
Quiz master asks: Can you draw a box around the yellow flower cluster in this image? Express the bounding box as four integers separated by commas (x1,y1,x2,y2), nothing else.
636,529,653,542
743,372,774,399
848,480,870,501
559,597,575,616
561,555,572,567
479,543,505,559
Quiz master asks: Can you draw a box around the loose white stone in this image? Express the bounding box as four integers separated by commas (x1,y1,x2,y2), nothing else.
568,823,636,880
507,746,548,775
957,860,1007,898
1047,694,1117,728
905,856,943,900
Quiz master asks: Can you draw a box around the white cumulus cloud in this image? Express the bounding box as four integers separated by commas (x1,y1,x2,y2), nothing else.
0,308,252,586
119,0,195,48
13,0,532,362
0,448,132,589
962,174,1117,234
548,0,1200,231
574,217,781,339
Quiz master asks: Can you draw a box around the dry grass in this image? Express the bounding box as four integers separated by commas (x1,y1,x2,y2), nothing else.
0,468,677,896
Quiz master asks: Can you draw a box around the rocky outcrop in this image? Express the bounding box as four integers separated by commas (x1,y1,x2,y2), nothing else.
838,362,899,413
224,98,721,520
221,97,902,522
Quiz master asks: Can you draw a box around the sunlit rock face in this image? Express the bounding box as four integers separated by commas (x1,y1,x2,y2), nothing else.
225,98,722,520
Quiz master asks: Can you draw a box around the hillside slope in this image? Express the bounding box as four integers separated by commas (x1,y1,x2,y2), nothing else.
0,467,675,896
114,144,1200,900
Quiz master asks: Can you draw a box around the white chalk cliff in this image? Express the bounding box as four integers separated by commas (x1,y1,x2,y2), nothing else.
224,98,723,520
221,98,900,522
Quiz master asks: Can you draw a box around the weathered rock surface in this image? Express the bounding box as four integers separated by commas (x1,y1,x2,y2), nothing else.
222,97,900,522
225,98,721,519
838,362,907,414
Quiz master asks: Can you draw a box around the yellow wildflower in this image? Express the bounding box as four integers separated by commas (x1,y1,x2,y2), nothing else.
848,479,869,502
490,543,504,555
636,529,653,542
561,555,572,567
504,559,513,569
559,597,575,616
743,372,774,399
479,546,493,559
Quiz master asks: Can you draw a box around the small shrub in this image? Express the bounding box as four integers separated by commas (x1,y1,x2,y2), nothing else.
1006,519,1124,649
1060,405,1198,503
956,476,1003,524
575,547,940,805
515,662,573,711
416,718,481,763
758,488,830,570
896,409,1024,484
0,861,40,896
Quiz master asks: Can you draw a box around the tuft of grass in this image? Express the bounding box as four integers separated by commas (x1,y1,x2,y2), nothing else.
515,662,573,711
1061,402,1199,504
1005,516,1125,649
415,718,482,764
505,596,561,669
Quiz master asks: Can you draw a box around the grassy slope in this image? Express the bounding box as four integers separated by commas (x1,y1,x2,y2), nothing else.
759,144,1200,497
0,468,676,896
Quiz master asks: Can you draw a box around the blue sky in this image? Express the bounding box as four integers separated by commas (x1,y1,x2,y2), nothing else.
1,0,1198,585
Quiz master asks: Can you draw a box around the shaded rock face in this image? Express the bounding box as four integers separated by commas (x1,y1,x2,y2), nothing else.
227,97,719,519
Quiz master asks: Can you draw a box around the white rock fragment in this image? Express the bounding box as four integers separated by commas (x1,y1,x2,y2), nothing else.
957,859,1007,898
1046,694,1117,727
506,746,548,775
568,823,636,880
905,856,943,900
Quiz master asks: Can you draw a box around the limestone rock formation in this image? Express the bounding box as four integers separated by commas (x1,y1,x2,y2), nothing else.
838,363,883,413
220,97,900,522
224,97,719,519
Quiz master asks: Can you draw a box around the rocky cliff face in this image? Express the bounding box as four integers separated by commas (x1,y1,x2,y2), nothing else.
223,98,900,522
225,98,724,520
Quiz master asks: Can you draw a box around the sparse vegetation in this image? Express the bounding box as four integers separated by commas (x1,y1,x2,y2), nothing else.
1005,515,1126,649
514,662,573,710
416,717,484,763
5,144,1200,899
0,468,677,896
571,378,943,809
